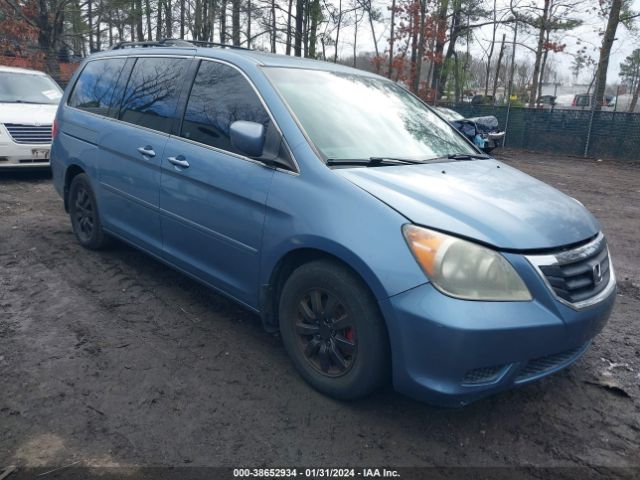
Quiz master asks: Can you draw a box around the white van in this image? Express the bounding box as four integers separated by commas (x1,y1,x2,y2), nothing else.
0,66,63,168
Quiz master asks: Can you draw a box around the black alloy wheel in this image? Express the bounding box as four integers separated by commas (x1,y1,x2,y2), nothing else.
72,183,95,243
279,259,389,400
294,288,357,377
68,173,110,250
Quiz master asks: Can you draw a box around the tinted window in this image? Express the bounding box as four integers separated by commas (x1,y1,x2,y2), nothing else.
119,57,188,133
181,61,270,153
68,59,126,115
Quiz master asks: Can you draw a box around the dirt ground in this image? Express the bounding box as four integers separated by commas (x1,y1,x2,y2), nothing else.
1,150,639,475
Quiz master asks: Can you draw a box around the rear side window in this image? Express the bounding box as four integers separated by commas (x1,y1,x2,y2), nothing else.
180,61,270,153
118,57,188,134
68,59,126,116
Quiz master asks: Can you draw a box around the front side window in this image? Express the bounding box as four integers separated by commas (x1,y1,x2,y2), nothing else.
265,68,476,162
119,57,188,133
68,58,126,115
0,72,62,105
181,61,270,154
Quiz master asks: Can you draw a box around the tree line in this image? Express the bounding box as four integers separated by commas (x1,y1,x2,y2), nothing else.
0,0,638,110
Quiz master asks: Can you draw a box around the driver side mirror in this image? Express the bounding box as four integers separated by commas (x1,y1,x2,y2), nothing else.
230,121,265,157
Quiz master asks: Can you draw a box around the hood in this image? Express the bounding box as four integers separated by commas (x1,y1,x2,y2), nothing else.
336,160,600,250
0,103,58,125
466,115,499,133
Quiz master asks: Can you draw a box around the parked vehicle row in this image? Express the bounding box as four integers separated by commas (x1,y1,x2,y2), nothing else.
48,41,616,406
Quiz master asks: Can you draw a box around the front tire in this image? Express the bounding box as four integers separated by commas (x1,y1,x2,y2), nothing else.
278,260,389,400
68,173,110,250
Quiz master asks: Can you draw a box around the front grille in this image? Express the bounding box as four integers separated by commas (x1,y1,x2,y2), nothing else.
515,344,587,383
462,364,506,385
4,123,52,144
19,158,49,163
529,234,612,307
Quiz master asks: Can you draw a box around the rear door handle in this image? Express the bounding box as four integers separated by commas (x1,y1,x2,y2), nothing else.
168,155,190,168
137,145,156,157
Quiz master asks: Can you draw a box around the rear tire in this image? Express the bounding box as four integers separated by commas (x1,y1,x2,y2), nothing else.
278,259,389,400
68,173,110,250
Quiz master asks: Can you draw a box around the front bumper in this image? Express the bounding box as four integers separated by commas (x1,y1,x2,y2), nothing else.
0,140,51,168
484,131,505,149
380,254,616,407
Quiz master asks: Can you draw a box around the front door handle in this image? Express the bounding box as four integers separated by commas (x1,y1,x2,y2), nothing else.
137,145,156,157
168,155,190,168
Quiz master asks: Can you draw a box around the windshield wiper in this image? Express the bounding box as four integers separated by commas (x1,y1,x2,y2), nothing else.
446,153,491,160
368,156,426,165
419,152,491,163
327,157,425,167
327,153,489,167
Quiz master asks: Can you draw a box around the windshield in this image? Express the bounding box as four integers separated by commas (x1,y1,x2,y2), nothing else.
265,68,476,161
0,72,63,105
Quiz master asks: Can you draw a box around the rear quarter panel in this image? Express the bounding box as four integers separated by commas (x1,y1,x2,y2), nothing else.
50,106,102,200
51,59,95,198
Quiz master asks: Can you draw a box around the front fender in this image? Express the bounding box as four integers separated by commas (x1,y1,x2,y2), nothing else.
262,235,401,303
259,169,428,304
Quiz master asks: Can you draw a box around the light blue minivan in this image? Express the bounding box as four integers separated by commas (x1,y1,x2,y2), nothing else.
50,40,616,406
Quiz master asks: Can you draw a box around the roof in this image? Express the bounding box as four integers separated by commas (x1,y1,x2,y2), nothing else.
229,49,374,74
0,65,48,75
94,40,380,78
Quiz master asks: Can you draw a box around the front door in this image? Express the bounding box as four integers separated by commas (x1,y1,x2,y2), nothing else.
160,60,277,308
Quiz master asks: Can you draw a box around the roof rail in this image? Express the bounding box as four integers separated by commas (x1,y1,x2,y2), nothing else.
109,38,251,51
109,38,193,50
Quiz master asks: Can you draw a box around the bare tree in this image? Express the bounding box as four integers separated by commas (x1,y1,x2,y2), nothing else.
483,0,497,95
412,0,427,92
492,33,506,97
332,0,342,62
387,0,396,78
232,0,241,44
2,0,69,79
593,0,622,109
620,49,640,111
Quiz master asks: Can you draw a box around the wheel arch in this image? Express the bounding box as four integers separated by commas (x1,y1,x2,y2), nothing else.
259,243,388,333
63,164,86,212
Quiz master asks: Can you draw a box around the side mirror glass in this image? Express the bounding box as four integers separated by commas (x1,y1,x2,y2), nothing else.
230,121,265,157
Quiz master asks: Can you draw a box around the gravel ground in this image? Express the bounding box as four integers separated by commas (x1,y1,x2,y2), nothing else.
0,150,639,475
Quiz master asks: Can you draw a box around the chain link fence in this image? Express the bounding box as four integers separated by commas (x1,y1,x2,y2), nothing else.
448,104,640,161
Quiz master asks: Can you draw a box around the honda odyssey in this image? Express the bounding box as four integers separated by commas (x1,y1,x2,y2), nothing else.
50,40,616,406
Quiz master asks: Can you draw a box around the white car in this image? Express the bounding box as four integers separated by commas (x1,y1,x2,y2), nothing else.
0,65,63,168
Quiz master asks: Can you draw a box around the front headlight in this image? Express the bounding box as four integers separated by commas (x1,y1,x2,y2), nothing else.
402,224,532,301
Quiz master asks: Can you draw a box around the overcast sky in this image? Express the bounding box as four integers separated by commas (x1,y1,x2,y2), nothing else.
327,0,640,85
